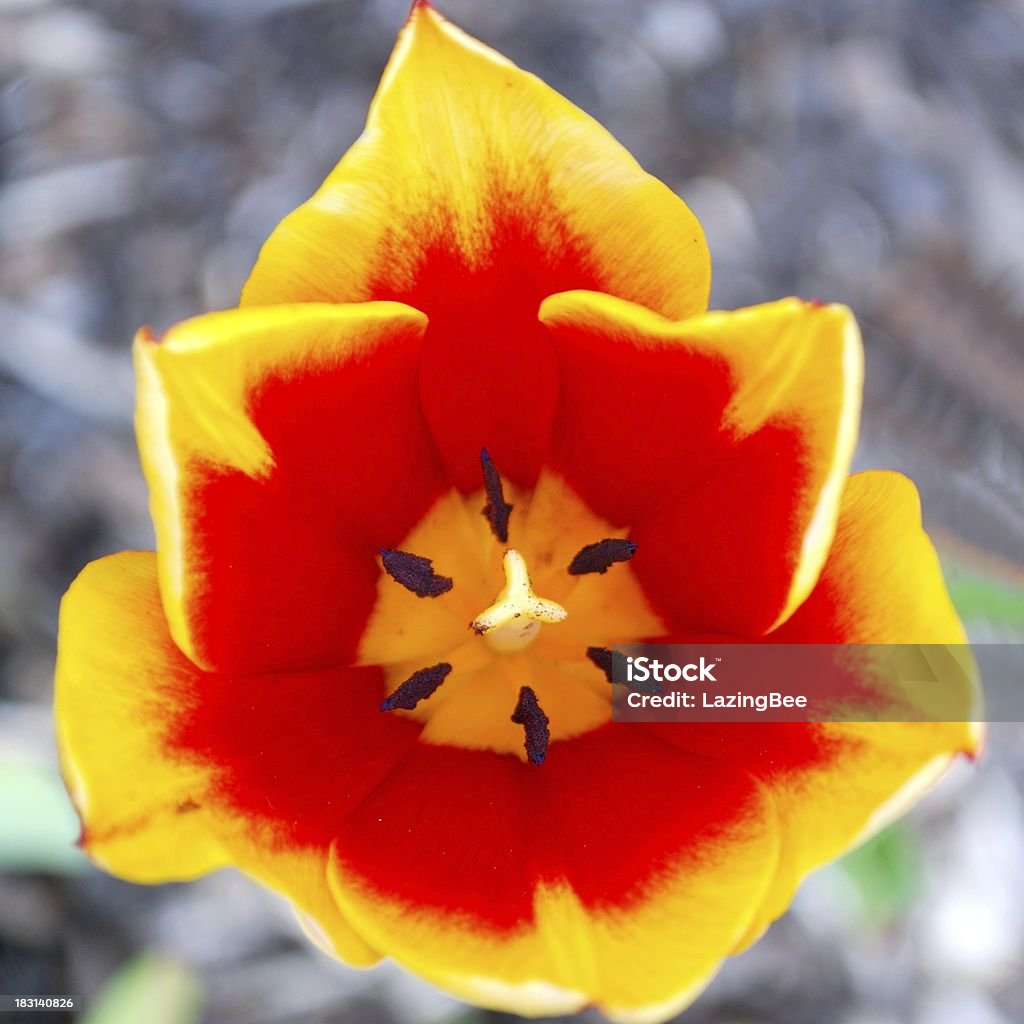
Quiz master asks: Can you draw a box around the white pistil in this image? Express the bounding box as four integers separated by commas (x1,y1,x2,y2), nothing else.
471,549,567,653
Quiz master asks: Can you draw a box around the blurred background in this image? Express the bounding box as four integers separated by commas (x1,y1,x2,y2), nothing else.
2,0,1024,1021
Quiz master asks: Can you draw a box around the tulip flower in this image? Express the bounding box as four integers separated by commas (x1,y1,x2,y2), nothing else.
55,3,980,1020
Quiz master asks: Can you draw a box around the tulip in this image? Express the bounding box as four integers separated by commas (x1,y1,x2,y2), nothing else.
55,4,980,1019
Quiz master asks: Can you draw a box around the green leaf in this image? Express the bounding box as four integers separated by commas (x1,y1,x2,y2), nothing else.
81,954,202,1024
947,569,1024,632
837,821,921,926
0,756,89,875
940,545,1024,633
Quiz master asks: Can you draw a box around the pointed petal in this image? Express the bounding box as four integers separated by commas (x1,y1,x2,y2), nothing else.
649,471,980,950
326,727,779,1020
241,5,709,488
135,301,446,674
55,554,228,882
54,552,382,965
540,290,863,636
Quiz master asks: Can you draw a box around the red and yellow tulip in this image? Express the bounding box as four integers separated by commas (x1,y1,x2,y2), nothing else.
55,4,980,1020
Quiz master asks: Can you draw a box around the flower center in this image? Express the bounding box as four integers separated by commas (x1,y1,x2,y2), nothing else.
470,549,567,653
359,450,665,764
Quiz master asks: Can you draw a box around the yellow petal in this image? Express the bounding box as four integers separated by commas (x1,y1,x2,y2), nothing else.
326,729,779,1021
240,3,709,322
540,290,863,636
748,470,982,940
55,553,227,882
134,301,443,674
54,552,380,966
659,471,981,951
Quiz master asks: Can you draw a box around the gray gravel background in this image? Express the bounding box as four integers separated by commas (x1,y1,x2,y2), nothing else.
2,0,1024,1022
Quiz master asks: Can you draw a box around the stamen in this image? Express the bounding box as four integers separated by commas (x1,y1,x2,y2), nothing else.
380,663,452,711
568,538,637,576
586,645,662,695
511,685,549,765
585,645,617,682
480,448,513,543
380,548,453,597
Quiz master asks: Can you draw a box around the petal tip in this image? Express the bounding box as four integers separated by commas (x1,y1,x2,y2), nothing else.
133,324,159,348
799,296,858,329
405,0,445,33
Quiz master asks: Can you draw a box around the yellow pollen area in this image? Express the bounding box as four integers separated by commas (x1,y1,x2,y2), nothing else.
357,470,666,759
470,549,567,652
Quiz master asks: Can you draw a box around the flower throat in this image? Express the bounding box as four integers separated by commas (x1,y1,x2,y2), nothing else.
375,449,644,764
